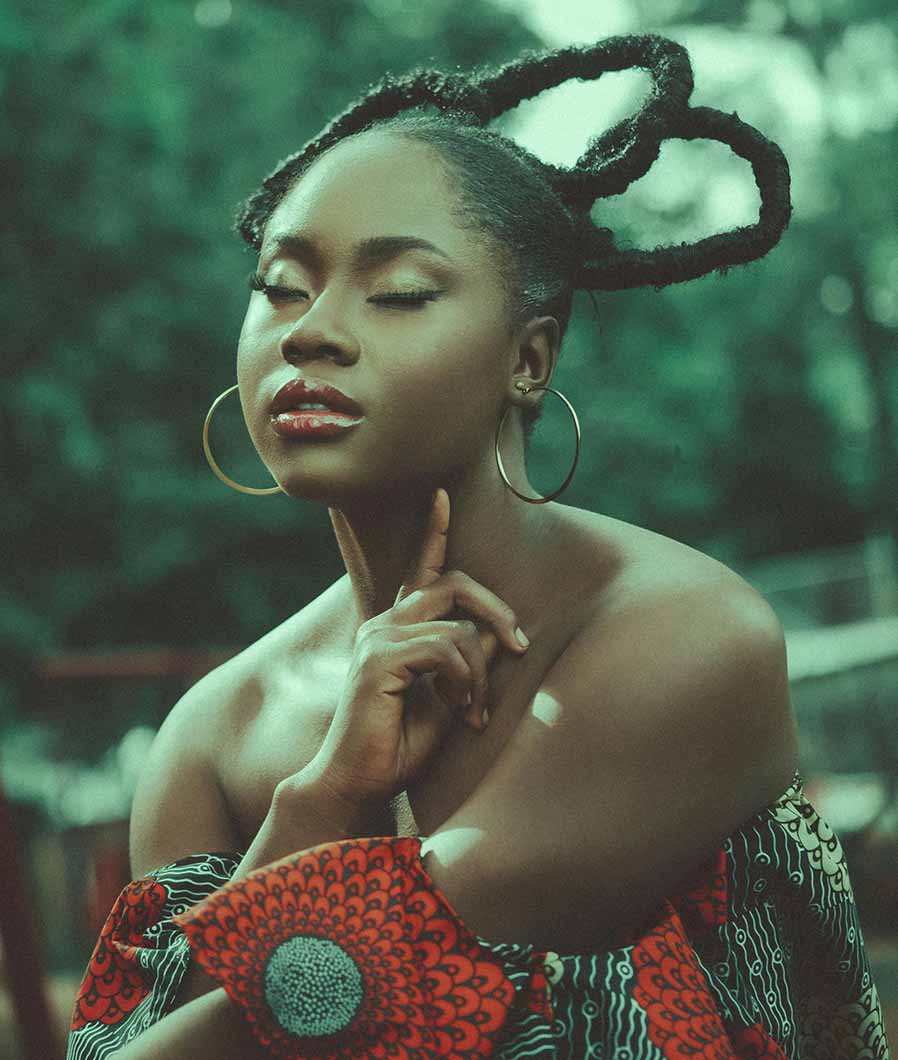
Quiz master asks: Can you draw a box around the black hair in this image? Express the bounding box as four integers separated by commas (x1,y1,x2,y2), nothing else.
235,34,792,448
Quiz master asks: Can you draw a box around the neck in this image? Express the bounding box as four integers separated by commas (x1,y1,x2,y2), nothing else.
329,445,559,635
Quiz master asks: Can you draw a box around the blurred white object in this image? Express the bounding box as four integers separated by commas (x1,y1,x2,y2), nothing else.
806,771,892,834
0,724,157,827
785,616,898,680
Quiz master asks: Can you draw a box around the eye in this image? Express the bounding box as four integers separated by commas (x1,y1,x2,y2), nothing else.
372,290,442,308
247,272,303,302
247,272,441,309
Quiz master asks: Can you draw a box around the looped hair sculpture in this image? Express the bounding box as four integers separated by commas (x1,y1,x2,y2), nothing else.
237,33,792,292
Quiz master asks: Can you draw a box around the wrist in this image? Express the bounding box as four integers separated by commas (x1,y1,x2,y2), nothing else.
274,757,380,841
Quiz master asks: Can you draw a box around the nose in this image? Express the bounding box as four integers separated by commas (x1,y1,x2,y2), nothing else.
278,292,358,368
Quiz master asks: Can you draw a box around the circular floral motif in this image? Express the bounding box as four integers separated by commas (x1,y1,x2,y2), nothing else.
71,876,169,1029
172,836,519,1060
264,936,364,1037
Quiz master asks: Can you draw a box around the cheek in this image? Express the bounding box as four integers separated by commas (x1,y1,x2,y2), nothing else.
383,351,499,444
235,316,268,385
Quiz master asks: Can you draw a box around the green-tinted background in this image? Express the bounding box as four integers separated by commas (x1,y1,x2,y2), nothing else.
4,0,897,717
2,1,897,1046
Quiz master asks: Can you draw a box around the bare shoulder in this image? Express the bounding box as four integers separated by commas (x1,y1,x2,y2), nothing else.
179,575,352,752
556,502,773,618
420,515,798,949
566,502,790,690
553,505,798,795
129,579,351,876
556,503,797,787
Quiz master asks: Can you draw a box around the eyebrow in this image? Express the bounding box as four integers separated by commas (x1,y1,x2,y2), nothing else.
264,233,455,277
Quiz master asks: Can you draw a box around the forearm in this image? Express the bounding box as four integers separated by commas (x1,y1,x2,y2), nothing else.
108,985,265,1060
171,770,371,1011
114,771,373,1058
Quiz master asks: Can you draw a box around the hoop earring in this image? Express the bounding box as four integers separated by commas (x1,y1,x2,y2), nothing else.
494,381,581,504
202,384,284,495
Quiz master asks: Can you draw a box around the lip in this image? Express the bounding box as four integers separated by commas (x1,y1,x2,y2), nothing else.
270,377,363,417
271,410,364,439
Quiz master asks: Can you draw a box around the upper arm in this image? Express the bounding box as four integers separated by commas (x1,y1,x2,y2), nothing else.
129,662,245,881
419,578,798,953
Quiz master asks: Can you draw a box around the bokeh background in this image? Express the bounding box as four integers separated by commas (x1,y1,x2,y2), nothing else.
2,0,897,1056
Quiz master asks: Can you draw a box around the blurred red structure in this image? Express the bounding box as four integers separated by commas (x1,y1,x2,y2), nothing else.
33,647,236,686
31,648,240,945
0,647,240,1060
0,774,61,1060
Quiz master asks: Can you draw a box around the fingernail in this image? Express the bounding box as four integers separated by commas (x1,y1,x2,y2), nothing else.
515,627,530,648
482,707,490,727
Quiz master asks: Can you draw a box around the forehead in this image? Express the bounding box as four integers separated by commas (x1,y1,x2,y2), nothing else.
262,133,486,270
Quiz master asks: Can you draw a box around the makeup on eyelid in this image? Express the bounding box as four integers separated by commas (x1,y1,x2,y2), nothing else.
247,271,443,306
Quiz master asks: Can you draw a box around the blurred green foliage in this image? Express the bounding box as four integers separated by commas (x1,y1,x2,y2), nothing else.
3,0,896,736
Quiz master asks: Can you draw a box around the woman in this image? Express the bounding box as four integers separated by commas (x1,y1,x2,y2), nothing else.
66,32,890,1060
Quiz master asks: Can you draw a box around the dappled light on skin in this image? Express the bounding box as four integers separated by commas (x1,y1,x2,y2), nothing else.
531,687,565,728
419,825,484,867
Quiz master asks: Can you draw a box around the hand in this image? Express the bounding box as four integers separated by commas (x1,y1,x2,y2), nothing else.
301,488,530,810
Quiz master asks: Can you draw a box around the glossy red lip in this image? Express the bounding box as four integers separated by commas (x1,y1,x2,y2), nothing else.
270,377,363,417
271,410,363,440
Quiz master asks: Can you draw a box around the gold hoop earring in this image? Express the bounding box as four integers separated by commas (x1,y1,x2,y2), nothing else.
202,384,284,495
494,381,581,504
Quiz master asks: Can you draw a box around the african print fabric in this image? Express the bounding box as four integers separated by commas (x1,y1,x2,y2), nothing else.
66,769,892,1059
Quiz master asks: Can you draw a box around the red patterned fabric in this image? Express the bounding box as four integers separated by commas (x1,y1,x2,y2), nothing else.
171,835,532,1059
66,772,892,1060
71,875,168,1029
626,895,789,1060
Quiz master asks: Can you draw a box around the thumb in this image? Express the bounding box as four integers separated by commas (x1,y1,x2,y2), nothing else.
396,488,449,604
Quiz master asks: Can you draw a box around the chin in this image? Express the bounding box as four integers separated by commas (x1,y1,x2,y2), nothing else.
275,475,345,505
272,470,382,509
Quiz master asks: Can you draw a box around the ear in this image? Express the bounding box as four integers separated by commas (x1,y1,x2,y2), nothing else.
510,315,560,390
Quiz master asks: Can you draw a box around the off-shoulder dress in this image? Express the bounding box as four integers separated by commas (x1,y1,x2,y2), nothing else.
65,768,891,1059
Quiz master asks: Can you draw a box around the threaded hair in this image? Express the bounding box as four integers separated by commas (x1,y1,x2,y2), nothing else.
235,34,792,450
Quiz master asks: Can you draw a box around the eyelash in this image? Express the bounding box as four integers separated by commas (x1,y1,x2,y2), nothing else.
247,272,441,308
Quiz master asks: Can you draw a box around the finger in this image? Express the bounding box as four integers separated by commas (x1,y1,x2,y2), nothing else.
380,619,500,660
469,629,501,728
477,627,501,665
382,621,496,728
395,571,527,657
433,621,489,730
395,488,449,604
406,637,471,714
469,629,496,729
403,671,466,768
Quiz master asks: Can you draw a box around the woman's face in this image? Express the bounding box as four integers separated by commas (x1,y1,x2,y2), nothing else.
236,132,522,506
